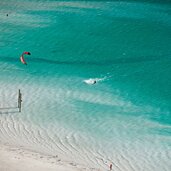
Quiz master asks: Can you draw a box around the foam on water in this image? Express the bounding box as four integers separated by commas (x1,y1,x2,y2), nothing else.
83,76,108,85
0,0,171,171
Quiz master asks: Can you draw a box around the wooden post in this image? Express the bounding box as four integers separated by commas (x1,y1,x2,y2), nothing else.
18,89,22,112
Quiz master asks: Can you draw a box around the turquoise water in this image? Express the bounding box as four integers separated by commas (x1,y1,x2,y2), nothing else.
0,0,171,170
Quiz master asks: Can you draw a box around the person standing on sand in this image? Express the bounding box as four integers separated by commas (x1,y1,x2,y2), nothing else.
109,163,112,170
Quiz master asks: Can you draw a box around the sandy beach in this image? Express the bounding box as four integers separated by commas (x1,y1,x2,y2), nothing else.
0,143,99,171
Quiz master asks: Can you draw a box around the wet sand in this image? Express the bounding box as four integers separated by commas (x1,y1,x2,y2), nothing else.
0,144,100,171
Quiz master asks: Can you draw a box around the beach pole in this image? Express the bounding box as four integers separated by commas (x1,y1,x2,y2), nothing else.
18,89,22,112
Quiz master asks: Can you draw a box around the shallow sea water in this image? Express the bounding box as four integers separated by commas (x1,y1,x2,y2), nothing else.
0,1,171,170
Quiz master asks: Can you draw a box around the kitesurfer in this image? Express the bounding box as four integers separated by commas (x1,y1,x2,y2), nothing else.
93,80,96,84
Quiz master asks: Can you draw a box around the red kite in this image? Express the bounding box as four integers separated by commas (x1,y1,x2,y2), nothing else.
20,51,31,65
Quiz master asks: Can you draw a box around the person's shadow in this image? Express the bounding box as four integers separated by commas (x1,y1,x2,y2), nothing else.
0,107,19,114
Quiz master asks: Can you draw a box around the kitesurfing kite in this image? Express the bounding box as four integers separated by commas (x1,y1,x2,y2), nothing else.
20,51,31,65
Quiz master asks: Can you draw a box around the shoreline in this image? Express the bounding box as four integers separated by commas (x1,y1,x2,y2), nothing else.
0,143,100,171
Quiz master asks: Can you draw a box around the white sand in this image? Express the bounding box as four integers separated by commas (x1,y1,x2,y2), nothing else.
0,144,99,171
0,84,105,171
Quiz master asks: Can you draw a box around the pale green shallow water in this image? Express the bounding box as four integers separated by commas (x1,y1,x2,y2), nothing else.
0,1,171,170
